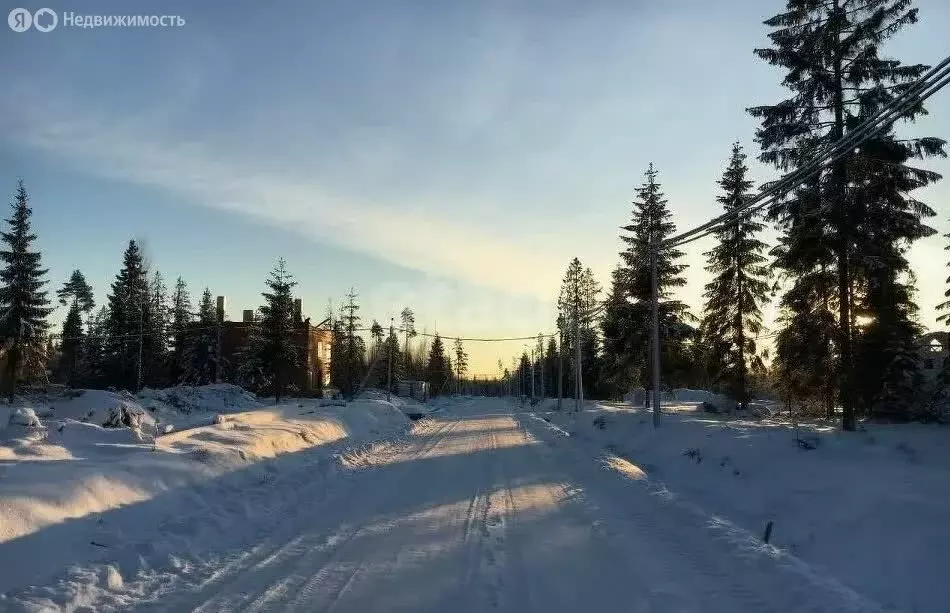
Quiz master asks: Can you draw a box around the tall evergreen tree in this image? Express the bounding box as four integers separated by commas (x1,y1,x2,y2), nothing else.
517,351,531,398
426,333,450,396
400,307,417,377
600,266,638,398
557,258,602,398
58,306,84,385
939,227,950,326
103,240,152,391
336,288,365,396
700,143,771,406
749,0,944,426
81,306,109,386
146,270,170,386
604,165,692,400
366,319,385,386
370,320,384,347
183,288,218,385
168,277,193,382
935,226,950,403
453,338,468,394
938,225,950,363
56,270,95,386
383,329,404,394
0,180,52,398
544,336,559,397
330,315,346,392
238,259,299,402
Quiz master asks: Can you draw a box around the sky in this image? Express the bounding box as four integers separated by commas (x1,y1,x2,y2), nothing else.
1,0,948,376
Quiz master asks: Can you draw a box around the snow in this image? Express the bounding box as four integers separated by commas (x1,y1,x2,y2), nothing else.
541,400,950,613
0,385,410,611
7,407,41,428
1,391,944,612
670,388,716,403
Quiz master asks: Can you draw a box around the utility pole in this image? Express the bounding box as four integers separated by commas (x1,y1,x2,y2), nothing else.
651,241,662,428
387,318,393,402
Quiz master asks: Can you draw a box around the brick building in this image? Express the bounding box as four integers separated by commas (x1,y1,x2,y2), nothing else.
217,297,332,394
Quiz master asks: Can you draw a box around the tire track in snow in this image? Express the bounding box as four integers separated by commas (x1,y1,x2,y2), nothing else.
277,419,466,612
139,417,463,613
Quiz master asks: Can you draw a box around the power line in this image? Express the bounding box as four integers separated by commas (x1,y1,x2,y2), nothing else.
663,54,950,249
48,321,561,344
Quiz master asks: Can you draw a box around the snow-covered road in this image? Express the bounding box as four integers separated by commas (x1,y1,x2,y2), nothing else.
95,400,882,612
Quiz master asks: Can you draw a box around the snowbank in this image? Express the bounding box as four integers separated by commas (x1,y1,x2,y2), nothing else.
542,402,950,613
0,388,409,556
138,383,260,418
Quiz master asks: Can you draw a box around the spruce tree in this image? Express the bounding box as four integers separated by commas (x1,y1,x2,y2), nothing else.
517,351,530,397
939,228,950,325
400,308,417,377
611,165,692,399
330,316,346,392
239,259,299,402
56,270,95,386
168,277,193,382
81,306,109,386
700,143,771,407
0,180,52,398
384,329,404,394
103,240,151,391
600,265,638,398
749,0,944,427
935,227,950,404
426,333,450,396
366,320,389,388
338,289,365,396
938,225,950,351
183,288,218,385
146,270,170,386
544,336,558,397
59,306,84,385
453,338,468,394
557,258,603,398
370,320,384,347
767,171,841,417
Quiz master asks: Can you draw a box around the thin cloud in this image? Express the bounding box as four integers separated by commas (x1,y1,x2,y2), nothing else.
2,91,569,300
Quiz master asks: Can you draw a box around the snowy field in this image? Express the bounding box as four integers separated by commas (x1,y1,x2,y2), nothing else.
0,390,945,612
538,400,950,613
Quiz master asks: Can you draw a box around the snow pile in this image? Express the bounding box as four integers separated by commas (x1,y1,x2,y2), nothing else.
13,388,140,425
0,389,409,551
543,402,950,612
8,407,42,428
138,383,260,417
